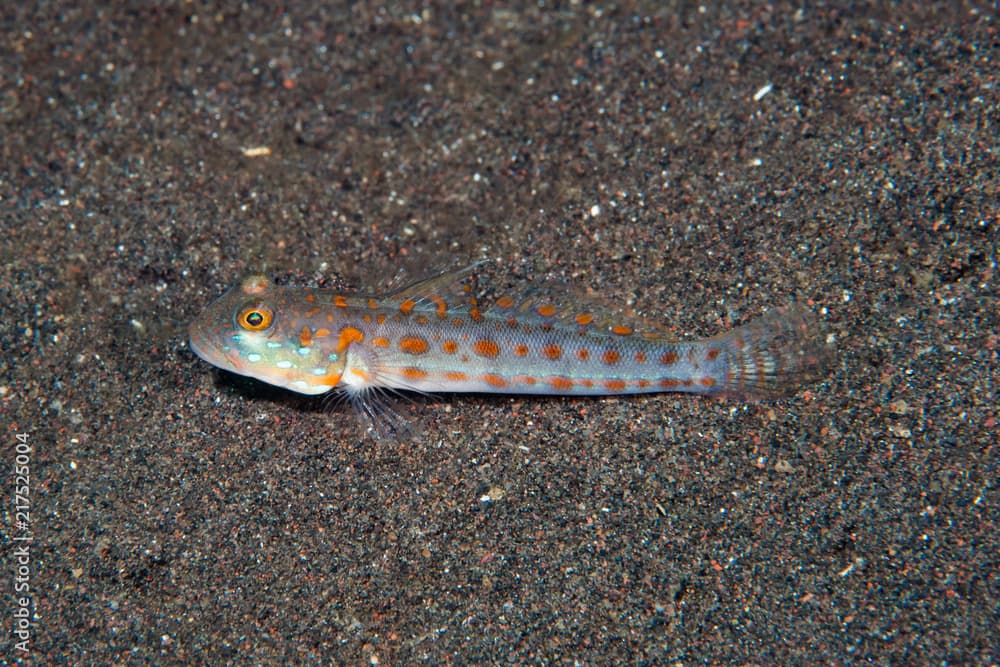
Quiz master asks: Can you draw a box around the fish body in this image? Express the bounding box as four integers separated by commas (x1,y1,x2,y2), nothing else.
189,265,824,419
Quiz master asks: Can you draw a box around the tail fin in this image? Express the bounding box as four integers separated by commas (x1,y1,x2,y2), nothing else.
715,304,829,398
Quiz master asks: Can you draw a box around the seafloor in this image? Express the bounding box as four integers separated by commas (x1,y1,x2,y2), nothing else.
1,2,996,664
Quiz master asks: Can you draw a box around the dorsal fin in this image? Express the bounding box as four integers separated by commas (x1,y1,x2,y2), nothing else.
381,261,485,313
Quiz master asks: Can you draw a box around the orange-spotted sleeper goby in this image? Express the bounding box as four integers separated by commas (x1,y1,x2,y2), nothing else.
189,263,826,434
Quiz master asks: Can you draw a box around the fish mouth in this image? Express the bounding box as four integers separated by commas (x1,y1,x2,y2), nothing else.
188,323,243,374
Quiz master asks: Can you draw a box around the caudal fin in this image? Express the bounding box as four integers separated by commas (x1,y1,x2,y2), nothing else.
716,304,829,398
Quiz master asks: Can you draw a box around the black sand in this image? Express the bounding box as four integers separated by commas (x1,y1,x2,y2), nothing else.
2,3,996,664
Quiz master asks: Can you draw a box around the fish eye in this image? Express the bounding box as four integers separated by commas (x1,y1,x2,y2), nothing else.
237,305,273,331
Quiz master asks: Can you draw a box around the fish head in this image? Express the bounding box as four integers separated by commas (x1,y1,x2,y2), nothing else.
188,275,345,395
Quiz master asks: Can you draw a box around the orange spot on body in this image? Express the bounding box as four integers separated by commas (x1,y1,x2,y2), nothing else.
298,326,313,348
496,295,515,308
400,299,416,315
638,379,651,389
376,314,387,325
416,315,428,325
634,351,646,362
399,336,430,355
514,344,529,357
445,371,468,382
602,349,620,365
700,377,716,387
453,318,464,327
482,373,507,388
469,307,483,322
373,337,390,348
543,344,562,360
368,298,378,310
347,368,369,383
473,339,500,358
660,351,678,365
537,304,557,317
305,293,315,302
612,324,633,335
321,371,343,388
515,375,536,385
659,378,680,388
337,326,364,352
604,379,627,392
442,340,459,354
334,295,348,308
575,313,594,326
401,367,428,380
576,348,590,361
580,379,594,388
314,328,330,338
535,303,556,317
548,376,573,391
705,347,720,361
304,307,321,317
